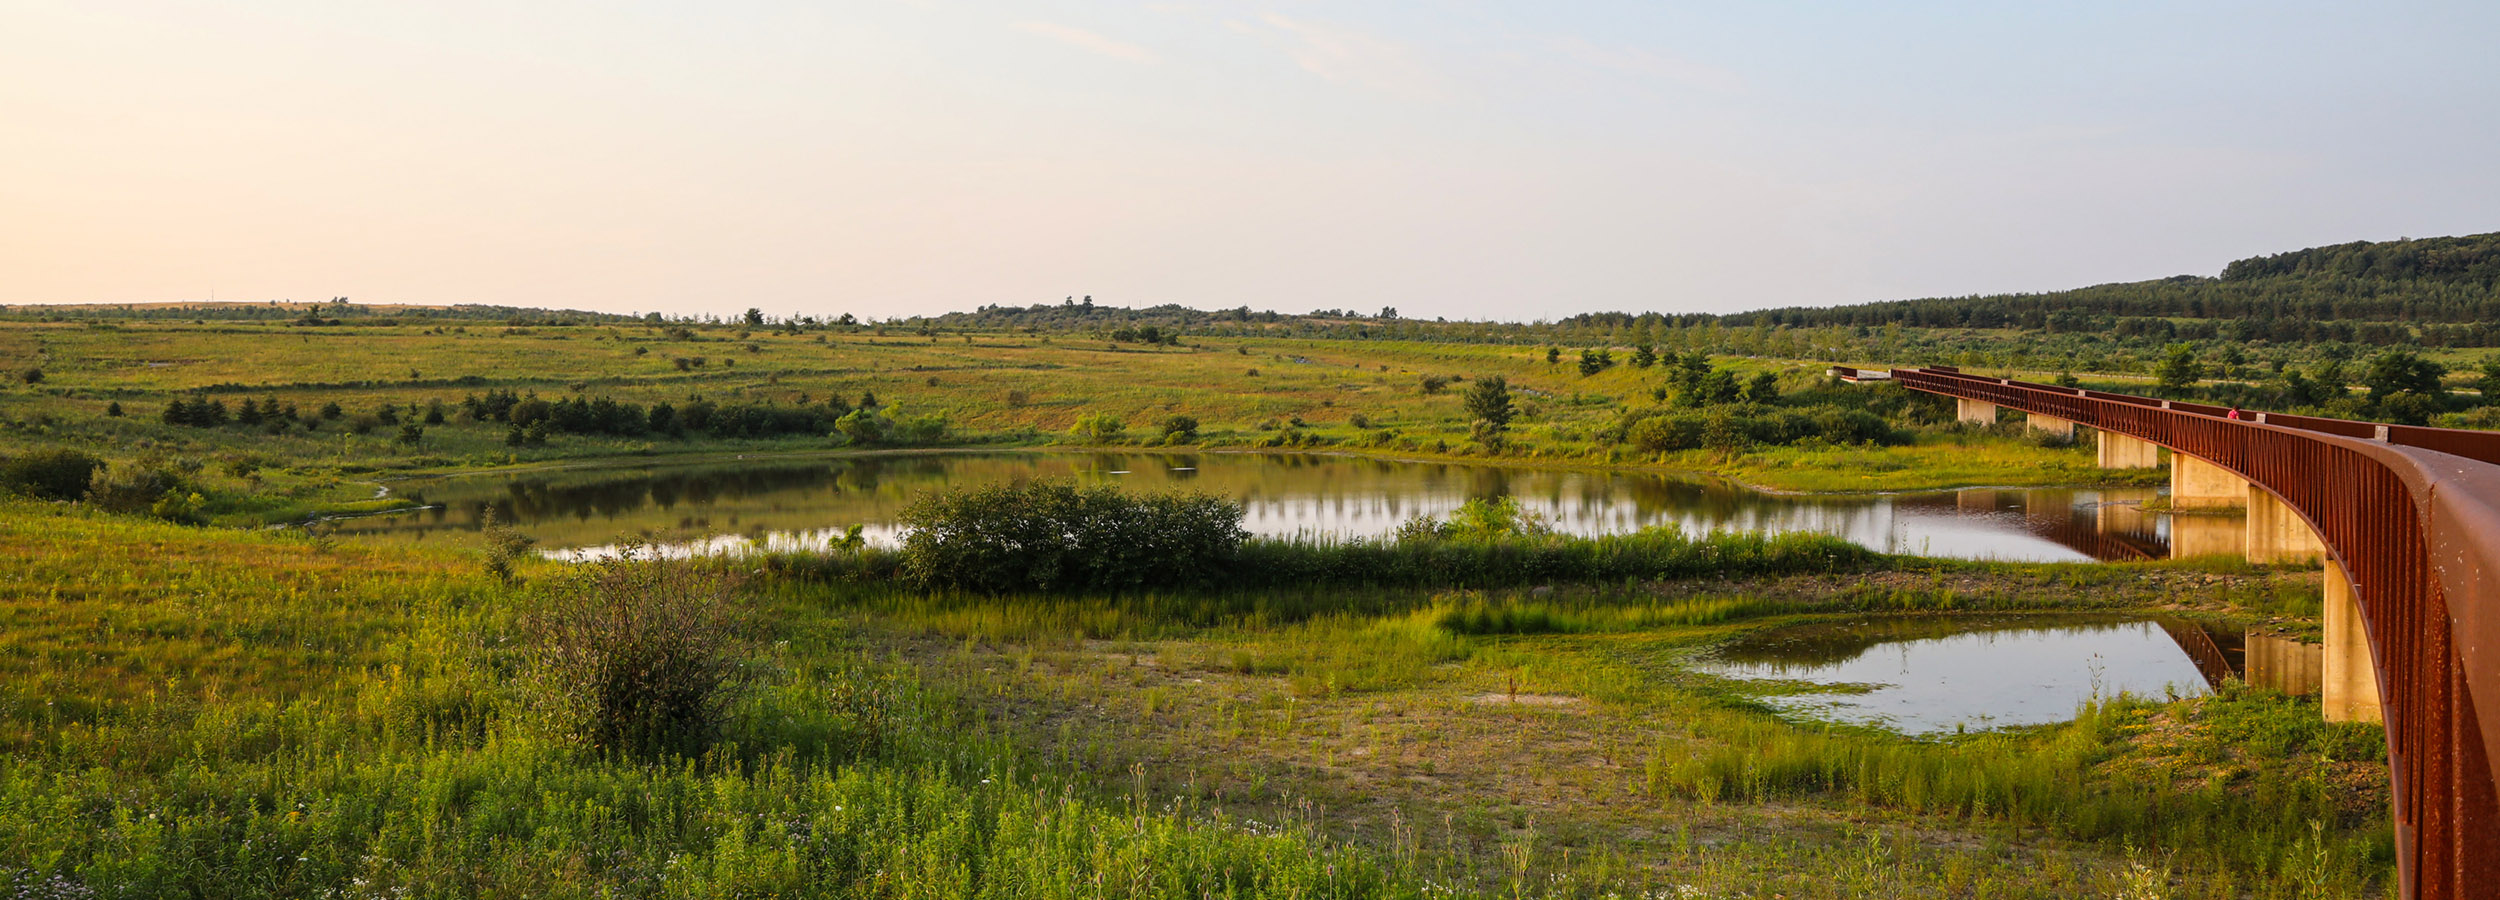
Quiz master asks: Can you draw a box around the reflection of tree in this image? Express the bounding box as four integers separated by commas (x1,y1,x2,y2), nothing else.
334,455,2170,565
1714,614,2141,669
1463,467,1513,504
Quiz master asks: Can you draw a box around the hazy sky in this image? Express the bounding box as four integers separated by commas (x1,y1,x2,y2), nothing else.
7,1,2497,320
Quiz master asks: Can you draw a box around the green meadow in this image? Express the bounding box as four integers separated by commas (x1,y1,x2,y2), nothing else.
0,313,2150,528
0,309,2401,897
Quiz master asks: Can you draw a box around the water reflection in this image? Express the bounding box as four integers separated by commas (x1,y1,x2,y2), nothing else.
336,451,2213,562
1700,615,2218,734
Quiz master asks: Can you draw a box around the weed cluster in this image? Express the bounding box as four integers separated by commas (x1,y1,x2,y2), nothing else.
899,481,1248,593
521,550,752,757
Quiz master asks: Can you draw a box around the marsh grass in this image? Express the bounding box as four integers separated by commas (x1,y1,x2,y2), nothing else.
1641,691,2385,865
0,501,1498,899
770,526,1873,599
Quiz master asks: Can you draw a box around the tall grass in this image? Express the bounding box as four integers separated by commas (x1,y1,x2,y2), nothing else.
770,527,1872,595
0,501,1484,899
1635,687,2391,896
1230,528,1870,590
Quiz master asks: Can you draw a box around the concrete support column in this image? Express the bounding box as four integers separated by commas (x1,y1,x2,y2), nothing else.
2097,431,2161,469
2321,560,2385,724
2245,488,2326,565
1956,398,1999,425
2026,413,2076,439
2170,455,2250,510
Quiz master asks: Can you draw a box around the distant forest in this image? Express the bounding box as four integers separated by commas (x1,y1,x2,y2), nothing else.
1735,232,2500,343
12,233,2500,356
918,233,2500,349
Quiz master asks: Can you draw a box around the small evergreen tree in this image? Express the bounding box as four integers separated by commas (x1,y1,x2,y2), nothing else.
1463,374,1514,441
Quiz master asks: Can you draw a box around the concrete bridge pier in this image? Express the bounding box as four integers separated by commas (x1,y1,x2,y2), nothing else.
2171,455,2250,510
2026,413,2076,439
1956,398,1999,425
2322,560,2386,724
2246,488,2326,565
2097,431,2161,469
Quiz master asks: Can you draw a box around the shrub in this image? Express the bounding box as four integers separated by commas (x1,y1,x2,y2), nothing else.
481,508,537,583
84,460,186,514
1159,414,1199,443
522,552,751,758
899,482,1247,593
149,490,207,525
1419,375,1450,395
1628,413,1706,452
0,449,104,501
835,408,887,444
1067,413,1125,444
18,367,41,384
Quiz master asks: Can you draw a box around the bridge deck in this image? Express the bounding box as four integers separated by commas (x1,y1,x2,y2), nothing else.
1837,365,2500,900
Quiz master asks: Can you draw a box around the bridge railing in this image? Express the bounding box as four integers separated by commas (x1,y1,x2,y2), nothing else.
1858,365,2500,465
1844,365,2500,899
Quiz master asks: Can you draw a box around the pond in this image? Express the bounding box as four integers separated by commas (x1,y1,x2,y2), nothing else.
335,450,2213,563
1697,614,2237,735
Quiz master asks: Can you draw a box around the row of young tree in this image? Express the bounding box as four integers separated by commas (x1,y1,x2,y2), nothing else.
162,396,354,429
460,389,948,445
2156,348,2500,425
1445,355,1923,455
146,387,951,447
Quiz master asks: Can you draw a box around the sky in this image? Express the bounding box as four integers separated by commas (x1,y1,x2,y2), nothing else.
5,1,2498,321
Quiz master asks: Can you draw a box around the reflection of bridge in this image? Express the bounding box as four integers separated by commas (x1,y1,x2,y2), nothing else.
1926,489,2169,560
1838,365,2500,899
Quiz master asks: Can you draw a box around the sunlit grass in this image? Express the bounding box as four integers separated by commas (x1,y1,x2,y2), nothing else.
1,319,2139,496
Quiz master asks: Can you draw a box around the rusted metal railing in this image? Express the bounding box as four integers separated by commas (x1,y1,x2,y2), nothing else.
1841,365,2500,899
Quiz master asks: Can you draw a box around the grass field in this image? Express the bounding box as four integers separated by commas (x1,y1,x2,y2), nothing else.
0,310,2398,897
0,498,2389,898
0,317,2157,524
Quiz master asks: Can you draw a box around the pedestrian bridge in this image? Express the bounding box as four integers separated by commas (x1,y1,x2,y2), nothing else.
1834,365,2500,900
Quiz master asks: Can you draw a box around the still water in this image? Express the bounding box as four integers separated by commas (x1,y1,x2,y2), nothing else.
1699,615,2227,734
336,450,2214,562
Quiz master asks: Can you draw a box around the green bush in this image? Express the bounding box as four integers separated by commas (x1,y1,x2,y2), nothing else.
0,449,104,501
1066,412,1126,444
149,490,207,525
85,458,198,520
523,553,751,758
1628,413,1706,451
898,482,1247,593
1618,406,1905,452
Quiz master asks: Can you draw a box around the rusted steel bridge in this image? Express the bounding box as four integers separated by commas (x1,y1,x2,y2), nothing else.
1835,365,2500,899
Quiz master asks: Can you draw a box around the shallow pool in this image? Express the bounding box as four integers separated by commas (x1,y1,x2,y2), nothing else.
1697,615,2225,734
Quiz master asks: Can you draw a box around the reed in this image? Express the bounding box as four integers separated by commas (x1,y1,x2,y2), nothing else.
767,527,1872,596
